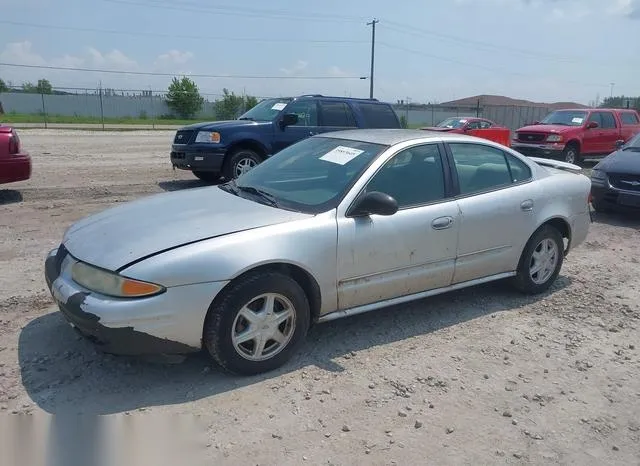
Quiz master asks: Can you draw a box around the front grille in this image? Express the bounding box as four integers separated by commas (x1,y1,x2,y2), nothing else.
173,130,195,144
609,173,640,192
516,132,546,142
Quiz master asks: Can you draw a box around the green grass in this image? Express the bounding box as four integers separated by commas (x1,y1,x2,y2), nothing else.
1,113,204,126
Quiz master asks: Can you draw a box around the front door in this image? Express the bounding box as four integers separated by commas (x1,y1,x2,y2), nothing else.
336,143,460,310
446,142,540,283
583,112,604,154
272,100,321,154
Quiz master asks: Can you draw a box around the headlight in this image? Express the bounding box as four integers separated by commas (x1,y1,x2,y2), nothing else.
547,134,563,142
591,169,606,180
71,262,165,298
195,131,221,143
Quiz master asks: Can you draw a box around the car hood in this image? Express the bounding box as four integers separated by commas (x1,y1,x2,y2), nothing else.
63,186,312,271
595,149,640,175
421,127,460,132
517,124,574,133
179,120,271,131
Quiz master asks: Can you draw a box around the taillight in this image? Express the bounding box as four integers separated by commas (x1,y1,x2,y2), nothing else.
8,131,20,155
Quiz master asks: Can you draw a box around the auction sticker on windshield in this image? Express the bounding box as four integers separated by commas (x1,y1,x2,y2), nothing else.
319,146,365,165
272,103,287,111
572,117,584,124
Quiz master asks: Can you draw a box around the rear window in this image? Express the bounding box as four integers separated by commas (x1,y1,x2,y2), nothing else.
356,103,400,128
620,112,640,125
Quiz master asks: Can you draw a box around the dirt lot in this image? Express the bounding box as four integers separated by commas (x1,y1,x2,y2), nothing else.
1,130,639,465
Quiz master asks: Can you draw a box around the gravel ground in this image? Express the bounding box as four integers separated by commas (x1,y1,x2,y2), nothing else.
1,130,639,465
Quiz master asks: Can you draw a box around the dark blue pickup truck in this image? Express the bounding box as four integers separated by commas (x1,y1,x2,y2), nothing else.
170,94,401,181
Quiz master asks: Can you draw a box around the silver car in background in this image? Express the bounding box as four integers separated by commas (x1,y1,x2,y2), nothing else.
44,130,591,375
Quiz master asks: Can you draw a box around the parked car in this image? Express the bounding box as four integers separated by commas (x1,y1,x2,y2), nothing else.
46,130,591,375
590,132,640,212
0,125,31,185
170,95,402,182
512,108,640,164
422,117,498,133
422,117,511,147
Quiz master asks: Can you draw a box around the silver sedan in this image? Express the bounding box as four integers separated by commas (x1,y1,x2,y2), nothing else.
44,130,591,375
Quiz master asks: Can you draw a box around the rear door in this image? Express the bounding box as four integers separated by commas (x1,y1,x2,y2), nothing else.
271,99,322,153
619,111,640,143
355,102,402,128
445,142,540,283
318,100,359,133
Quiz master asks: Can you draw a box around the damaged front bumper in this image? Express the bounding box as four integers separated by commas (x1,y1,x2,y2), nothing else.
44,247,226,356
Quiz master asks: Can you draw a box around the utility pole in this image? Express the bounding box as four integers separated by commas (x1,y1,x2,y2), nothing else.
367,19,379,99
610,82,615,99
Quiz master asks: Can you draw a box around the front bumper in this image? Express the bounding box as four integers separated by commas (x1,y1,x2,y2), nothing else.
44,247,227,356
591,179,640,210
512,142,565,159
170,145,226,173
0,153,31,184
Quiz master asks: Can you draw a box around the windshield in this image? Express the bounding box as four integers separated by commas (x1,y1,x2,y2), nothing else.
622,132,640,150
539,110,588,126
436,118,468,128
238,98,292,122
220,137,387,214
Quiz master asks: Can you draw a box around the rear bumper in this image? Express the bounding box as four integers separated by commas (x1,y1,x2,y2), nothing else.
512,142,565,159
170,145,226,173
0,153,31,184
591,180,640,210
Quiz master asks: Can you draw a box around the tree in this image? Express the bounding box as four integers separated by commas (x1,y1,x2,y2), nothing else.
214,88,258,120
22,82,36,93
600,95,640,111
0,79,7,93
37,79,53,94
165,77,204,118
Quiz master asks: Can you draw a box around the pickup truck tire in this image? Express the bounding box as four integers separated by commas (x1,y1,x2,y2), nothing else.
562,143,579,164
223,149,263,180
193,171,221,183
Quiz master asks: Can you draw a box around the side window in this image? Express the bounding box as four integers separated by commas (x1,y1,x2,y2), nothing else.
620,112,639,125
319,101,357,127
588,112,603,127
479,120,493,129
466,121,482,130
600,112,617,129
366,144,446,208
285,100,318,126
357,103,400,128
449,143,513,195
505,153,532,183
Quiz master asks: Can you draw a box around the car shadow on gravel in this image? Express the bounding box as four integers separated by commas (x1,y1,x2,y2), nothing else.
0,189,23,205
157,179,216,192
18,276,571,415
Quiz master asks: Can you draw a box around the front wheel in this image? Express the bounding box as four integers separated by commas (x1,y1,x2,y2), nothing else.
512,225,564,294
203,272,310,375
223,149,263,180
562,144,579,164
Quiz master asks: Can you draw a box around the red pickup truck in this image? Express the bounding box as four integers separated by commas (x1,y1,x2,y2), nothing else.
0,125,31,185
512,108,640,164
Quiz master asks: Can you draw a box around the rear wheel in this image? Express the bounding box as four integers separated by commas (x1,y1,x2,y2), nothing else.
203,272,310,375
562,144,579,164
512,225,564,294
193,171,220,183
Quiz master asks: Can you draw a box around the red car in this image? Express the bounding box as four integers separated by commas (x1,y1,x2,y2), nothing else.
422,117,498,133
512,108,640,164
0,125,31,185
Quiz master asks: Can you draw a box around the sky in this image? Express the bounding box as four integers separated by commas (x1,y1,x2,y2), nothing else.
0,0,638,104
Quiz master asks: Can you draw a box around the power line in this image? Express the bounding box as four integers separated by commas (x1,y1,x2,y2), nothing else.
0,63,367,80
100,0,367,23
377,42,608,88
0,20,367,44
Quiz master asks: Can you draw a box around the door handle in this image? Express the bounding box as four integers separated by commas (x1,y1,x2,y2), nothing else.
520,199,534,211
309,131,318,136
431,216,454,230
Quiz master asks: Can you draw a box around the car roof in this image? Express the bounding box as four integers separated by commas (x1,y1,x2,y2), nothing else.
294,95,385,103
317,129,480,146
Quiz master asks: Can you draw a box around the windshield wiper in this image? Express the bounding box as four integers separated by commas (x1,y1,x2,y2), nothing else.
236,185,279,207
622,146,640,151
238,117,254,121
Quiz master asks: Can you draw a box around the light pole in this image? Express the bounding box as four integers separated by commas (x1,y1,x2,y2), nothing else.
367,19,379,99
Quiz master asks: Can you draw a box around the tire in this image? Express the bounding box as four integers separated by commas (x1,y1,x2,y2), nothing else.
203,272,310,375
512,225,564,295
562,144,579,164
193,171,221,183
223,149,263,180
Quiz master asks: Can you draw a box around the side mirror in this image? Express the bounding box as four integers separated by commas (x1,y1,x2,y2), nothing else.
587,121,599,129
348,191,398,217
280,113,298,129
615,139,625,149
533,121,541,125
